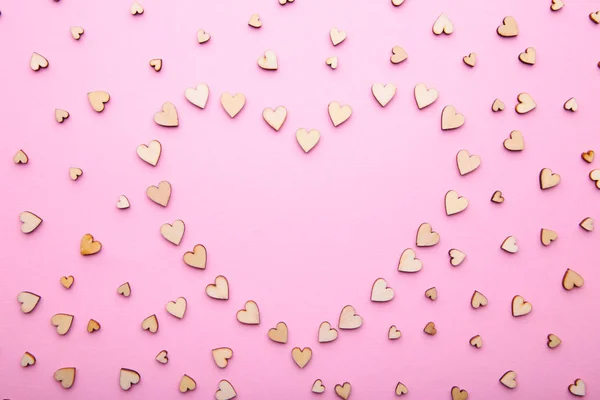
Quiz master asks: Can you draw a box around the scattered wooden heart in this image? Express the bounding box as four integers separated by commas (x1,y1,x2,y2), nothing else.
262,106,287,131
141,314,159,333
55,109,70,122
515,93,536,114
69,167,83,181
581,150,595,163
149,59,162,72
60,276,74,289
80,234,102,255
183,244,207,269
512,295,532,317
291,347,312,368
279,0,294,5
212,347,233,368
551,0,564,11
445,190,468,216
87,91,110,112
146,181,171,207
51,313,74,335
13,150,28,164
179,375,196,393
119,368,140,391
540,168,561,189
500,370,517,389
206,275,229,300
338,305,363,329
335,382,352,400
503,130,525,151
160,220,185,245
130,1,143,15
116,195,130,209
30,52,49,71
19,211,42,233
220,93,246,118
154,102,179,127
395,382,408,396
449,249,466,266
258,50,278,70
471,291,488,308
117,282,131,297
416,223,440,247
328,101,352,127
398,248,423,272
456,149,481,176
463,53,476,67
563,269,584,290
569,379,585,397
326,56,338,69
388,325,402,340
18,291,41,313
185,83,209,109
540,228,558,246
501,236,518,253
497,16,518,37
371,83,397,107
441,106,465,130
492,99,505,112
155,350,168,364
237,300,260,324
390,46,408,64
54,367,76,389
166,297,187,319
591,170,600,188
564,97,578,112
318,321,338,343
423,321,437,335
491,190,505,203
432,13,454,35
248,13,262,28
21,352,36,367
547,334,561,349
268,322,288,343
392,0,404,6
312,379,325,394
590,11,600,23
579,217,594,232
197,29,211,43
216,380,237,400
519,47,536,65
329,28,347,45
70,26,84,40
296,129,321,153
469,335,482,348
414,84,439,109
425,287,438,301
451,386,468,400
371,278,394,302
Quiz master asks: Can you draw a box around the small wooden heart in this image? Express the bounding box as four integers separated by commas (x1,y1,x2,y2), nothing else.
183,244,207,269
424,321,437,335
425,287,438,301
185,83,209,109
141,314,159,333
445,190,468,216
416,223,440,247
414,84,438,109
371,278,394,302
130,1,143,15
501,236,518,253
491,190,504,203
70,26,84,40
388,325,402,340
60,276,74,289
13,150,29,164
398,248,423,272
564,97,578,112
591,169,600,188
117,282,131,297
551,0,564,11
581,150,595,163
497,16,518,37
563,269,584,290
296,129,321,153
500,370,517,389
503,130,525,151
21,352,36,367
179,375,196,392
329,28,347,45
312,379,325,394
441,106,465,130
449,249,466,266
456,149,481,175
119,368,140,391
590,11,600,23
268,322,288,343
492,99,505,112
547,334,561,349
220,92,246,118
116,195,130,209
326,56,338,69
519,47,536,65
160,220,185,245
451,386,468,400
395,382,408,396
318,321,338,343
69,167,82,181
146,180,171,207
540,228,558,246
149,58,162,71
166,297,187,319
469,335,482,348
334,382,352,400
19,211,42,233
258,50,278,70
338,305,362,329
569,379,585,397
154,102,178,127
236,300,260,324
156,350,168,364
206,275,229,300
471,291,488,308
216,380,237,400
371,83,397,107
291,347,312,368
262,106,287,131
55,109,70,122
248,13,262,28
87,319,100,333
580,217,594,232
512,295,532,317
30,52,49,71
390,46,408,64
17,291,41,313
432,14,453,35
515,93,536,114
328,101,352,127
80,233,101,255
197,29,211,44
212,347,233,368
540,168,560,189
87,91,110,112
51,313,74,335
54,367,76,389
463,53,476,67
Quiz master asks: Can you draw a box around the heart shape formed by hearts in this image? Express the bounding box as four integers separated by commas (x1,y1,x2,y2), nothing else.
291,347,312,368
390,46,408,64
30,52,49,71
500,370,517,389
54,367,76,389
155,350,168,364
51,313,74,335
492,98,505,112
445,190,468,216
416,223,440,247
183,244,207,269
117,282,131,297
504,130,525,151
547,334,562,349
206,275,229,300
248,13,262,28
432,13,453,35
335,382,352,400
512,295,532,317
212,347,233,368
160,219,185,245
179,375,196,392
80,233,101,255
296,128,321,153
471,291,488,308
220,92,246,118
371,83,397,107
268,322,288,343
329,27,347,45
154,102,179,127
19,211,42,234
55,109,70,122
497,16,518,37
563,269,584,290
449,249,466,266
414,84,439,109
87,91,110,112
258,50,278,70
318,321,338,343
370,278,394,302
197,29,211,43
60,276,74,289
17,291,41,313
21,352,36,367
338,305,362,329
236,300,260,324
119,368,140,391
470,335,482,348
70,26,84,40
146,180,172,207
215,380,237,400
141,314,159,333
13,150,28,164
515,92,536,114
185,83,209,109
456,150,481,176
501,236,518,253
441,105,465,130
388,325,402,340
262,106,287,131
540,168,561,189
166,297,187,319
87,319,100,333
328,101,352,127
312,379,325,393
519,47,536,65
149,58,162,71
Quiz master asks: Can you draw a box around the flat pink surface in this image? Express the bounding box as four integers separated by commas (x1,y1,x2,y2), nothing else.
1,0,600,398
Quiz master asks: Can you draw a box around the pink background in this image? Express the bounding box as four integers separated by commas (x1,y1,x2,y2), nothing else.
1,0,600,398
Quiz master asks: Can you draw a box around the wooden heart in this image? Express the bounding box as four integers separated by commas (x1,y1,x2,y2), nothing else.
504,130,524,151
471,291,488,308
13,150,28,164
179,375,196,392
432,13,453,35
590,12,600,23
591,169,600,188
441,106,465,130
580,217,594,232
449,249,466,266
262,106,287,131
547,334,561,348
564,97,578,112
117,282,131,297
149,58,162,71
216,380,237,400
512,295,532,317
370,278,394,302
497,16,518,37
70,26,84,40
540,228,558,246
19,211,42,234
236,300,260,324
268,322,288,343
137,140,161,166
185,83,209,109
197,29,211,43
116,195,130,209
451,386,468,400
296,129,321,153
515,92,536,114
551,0,564,11
30,52,49,71
540,168,560,189
87,91,110,112
161,220,185,245
416,223,440,247
581,150,595,163
318,321,338,343
258,50,278,70
500,371,517,389
414,84,438,109
130,1,143,15
398,248,423,272
445,190,468,216
80,234,102,255
60,276,74,289
334,382,352,400
55,109,70,122
501,236,518,253
183,244,207,269
329,28,347,45
248,13,262,28
206,275,229,300
141,314,159,333
390,46,408,64
69,167,83,181
425,287,438,301
492,99,505,112
154,102,179,127
392,0,404,5
212,347,233,368
155,350,168,364
463,53,476,67
569,379,585,396
326,56,338,69
54,367,76,389
456,150,481,175
395,382,408,396
220,93,246,118
388,325,402,340
328,101,352,127
166,297,187,318
491,190,504,203
51,313,74,335
291,347,312,368
563,269,584,290
120,368,140,390
21,352,36,367
469,335,482,348
17,291,41,313
519,47,536,65
371,83,396,107
424,321,437,335
146,180,171,207
338,305,362,329
312,379,325,393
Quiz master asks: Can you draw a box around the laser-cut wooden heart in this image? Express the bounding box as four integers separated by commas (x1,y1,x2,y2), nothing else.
395,382,408,396
441,106,465,130
54,367,76,389
17,291,40,313
149,58,162,71
540,228,558,246
564,97,578,112
296,128,321,153
130,1,143,15
70,26,84,40
120,368,140,390
591,170,600,188
19,211,42,234
262,106,287,131
216,380,237,400
501,236,518,253
154,102,178,127
515,93,536,114
540,168,560,189
500,371,517,389
312,379,325,393
424,321,437,335
590,12,600,23
471,291,488,308
563,269,584,290
141,314,158,333
432,14,453,35
569,379,585,396
581,150,595,163
551,0,564,11
370,278,394,302
268,322,288,343
449,249,466,266
504,130,524,151
197,29,211,43
183,244,207,269
326,56,338,69
51,313,74,335
179,375,196,392
87,91,110,112
398,248,423,272
414,84,439,109
463,53,476,67
492,99,505,112
237,300,260,324
491,190,504,203
547,334,561,348
117,282,131,297
318,321,338,343
391,0,404,5
390,46,408,64
445,190,468,216
469,335,482,348
80,234,102,255
291,347,312,368
13,150,28,164
155,350,168,364
60,276,74,289
220,93,246,118
335,382,351,400
212,347,233,368
55,109,69,122
338,305,362,329
160,220,185,245
519,47,536,65
248,13,262,28
425,287,437,301
166,297,187,318
416,223,440,247
206,275,229,300
258,50,278,70
388,325,402,340
329,28,347,45
451,386,468,400
512,295,532,317
21,352,36,367
328,101,352,127
69,167,82,181
146,181,171,207
136,140,161,166
185,83,209,109
456,150,481,176
30,52,49,71
497,16,518,37
371,83,396,107
116,195,130,209
580,217,594,232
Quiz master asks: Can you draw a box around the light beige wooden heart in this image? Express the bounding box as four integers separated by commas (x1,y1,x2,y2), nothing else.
519,47,536,65
580,217,594,232
564,97,578,112
329,28,347,45
445,190,468,215
179,375,196,392
547,334,561,348
540,168,560,189
51,313,74,335
441,106,465,130
326,56,338,69
449,249,466,266
55,109,69,122
161,220,185,245
318,321,338,343
395,382,408,396
80,233,102,255
463,53,476,67
500,371,517,389
117,282,131,297
432,14,454,35
590,12,600,23
497,16,518,37
312,379,325,394
591,169,600,188
206,275,229,300
237,300,260,324
21,352,36,367
563,269,584,290
328,101,352,127
515,93,536,114
416,223,440,247
425,287,438,300
262,106,287,131
183,244,207,269
388,325,402,340
137,140,161,166
504,130,524,151
335,382,352,400
456,150,480,176
471,291,488,308
414,84,438,109
166,297,187,318
338,305,362,329
149,58,162,71
469,335,482,348
291,347,312,368
491,191,504,203
185,83,209,109
13,150,28,164
512,295,532,317
451,386,468,400
156,350,168,364
541,228,558,246
30,52,49,71
212,347,233,368
154,102,178,127
390,46,408,64
569,379,585,396
501,236,518,253
141,314,158,333
392,0,404,5
581,150,595,163
117,195,130,209
197,29,211,43
248,13,262,28
54,367,76,389
424,321,436,335
220,93,246,118
268,322,288,343
71,26,84,40
19,211,42,234
492,99,505,112
17,291,41,313
146,180,171,207
87,91,110,112
120,368,140,391
398,248,423,272
69,167,82,181
60,276,74,289
296,128,320,153
371,83,396,107
130,1,143,15
551,0,564,11
216,380,237,400
258,50,278,70
370,278,394,302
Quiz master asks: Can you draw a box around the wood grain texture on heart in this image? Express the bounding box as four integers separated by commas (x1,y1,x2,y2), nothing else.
166,297,187,318
425,287,437,301
54,367,76,389
296,128,320,153
18,291,41,313
395,382,408,396
512,295,532,317
432,13,453,35
119,368,140,391
445,190,468,216
329,27,347,45
185,83,209,109
149,58,162,71
540,228,558,246
291,347,312,368
449,249,466,266
268,322,288,343
60,275,74,289
258,50,278,70
212,347,233,368
160,220,185,245
328,101,352,127
414,84,438,109
388,325,402,340
441,105,465,130
318,321,338,343
215,380,237,400
21,352,36,367
540,168,560,189
563,269,584,290
469,335,482,348
334,382,351,399
51,313,74,335
500,370,517,389
547,334,561,348
580,217,594,232
30,52,49,71
371,83,396,107
492,99,505,112
504,130,525,151
146,180,171,206
80,234,101,255
179,375,196,392
451,386,468,400
456,149,481,175
141,314,159,333
497,16,518,37
312,379,325,393
220,93,246,118
338,305,362,329
423,321,437,335
262,106,287,131
248,13,262,28
569,379,585,397
55,109,70,122
117,282,131,297
237,300,260,324
87,91,110,112
515,93,536,114
19,211,42,233
154,102,179,127
137,140,161,166
206,275,229,300
155,350,168,364
390,46,408,64
370,278,394,302
13,150,29,164
471,291,488,308
416,223,440,247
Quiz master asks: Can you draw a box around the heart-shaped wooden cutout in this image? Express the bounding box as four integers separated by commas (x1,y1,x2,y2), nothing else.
500,371,517,389
156,350,168,364
463,53,476,67
569,379,585,396
51,313,74,335
262,106,287,131
470,335,482,348
451,386,468,400
338,305,362,329
87,91,110,112
216,380,237,400
166,297,187,319
445,190,468,216
87,319,100,333
551,0,564,11
547,334,561,348
206,275,229,300
540,168,560,189
328,101,352,127
564,97,578,112
512,295,532,317
519,47,536,65
580,217,594,232
185,83,209,109
13,150,28,164
329,28,347,45
312,379,325,393
591,169,600,188
69,167,83,181
503,130,524,151
146,180,171,207
119,368,140,391
414,83,438,109
116,195,130,209
291,347,312,368
370,278,394,302
390,46,408,64
141,314,158,333
21,352,36,367
388,325,402,340
30,52,49,71
424,321,437,335
70,26,84,40
456,150,481,176
60,276,74,289
326,56,338,69
540,228,558,246
471,291,488,308
212,347,233,368
248,13,262,28
54,367,76,389
515,92,536,114
590,11,600,23
432,13,453,35
497,16,518,37
492,99,505,112
80,233,101,255
581,150,595,163
55,109,70,123
449,249,466,266
335,382,352,400
179,375,196,392
130,1,143,15
19,211,42,234
258,50,278,70
491,190,504,203
268,322,288,343
117,282,131,297
563,269,584,290
395,382,408,396
154,102,178,127
398,248,423,272
416,223,440,247
220,92,246,118
372,83,397,107
136,140,161,166
161,220,185,245
425,287,438,301
17,291,41,313
237,300,260,324
501,236,518,253
197,29,211,43
183,244,207,269
149,58,162,71
318,321,338,343
391,0,404,5
296,128,321,153
441,106,465,130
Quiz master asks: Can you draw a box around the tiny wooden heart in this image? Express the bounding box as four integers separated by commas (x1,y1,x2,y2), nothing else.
312,379,325,393
449,249,466,266
540,168,560,189
497,16,518,37
388,325,402,340
55,109,70,122
13,150,28,164
179,375,196,392
80,233,101,255
471,291,488,308
166,297,187,318
51,313,74,335
262,106,287,131
70,26,84,40
268,322,288,343
501,236,518,253
220,93,246,118
492,99,505,112
451,386,468,400
137,140,161,166
470,335,482,348
591,169,600,188
371,83,396,107
515,93,536,114
338,305,362,329
581,150,595,163
130,1,143,15
326,56,338,69
30,52,49,71
441,105,465,130
154,102,178,127
183,244,207,269
18,291,41,313
291,347,312,368
185,83,209,109
491,190,504,203
414,84,439,109
392,0,404,5
569,379,585,396
398,248,423,272
416,223,440,247
141,314,159,333
456,150,481,176
580,217,594,232
87,319,100,333
248,13,262,28
116,195,130,209
69,167,82,181
117,282,131,297
503,130,524,151
551,0,564,11
318,321,338,343
149,58,162,71
564,97,578,112
328,101,352,127
425,287,438,301
390,46,408,64
547,334,561,348
120,368,140,391
335,382,351,400
206,275,229,300
212,347,233,368
87,91,110,112
500,371,517,389
590,12,600,23
512,295,532,317
424,321,437,335
60,276,74,289
54,367,76,389
19,211,42,233
156,350,168,364
258,50,278,70
563,269,584,290
540,228,558,246
445,190,468,216
519,47,536,65
432,13,453,35
296,129,321,153
146,180,171,207
197,29,211,43
161,220,185,245
463,53,476,67
21,352,36,367
371,278,394,302
216,380,237,400
329,28,347,45
237,300,260,324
